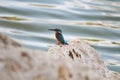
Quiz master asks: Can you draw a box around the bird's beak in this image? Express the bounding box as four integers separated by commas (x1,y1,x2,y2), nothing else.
48,29,55,31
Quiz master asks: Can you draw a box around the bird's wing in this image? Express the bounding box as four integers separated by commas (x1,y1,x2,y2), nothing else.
57,33,65,43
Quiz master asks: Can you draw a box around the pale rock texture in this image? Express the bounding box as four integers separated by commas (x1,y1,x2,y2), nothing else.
0,34,119,80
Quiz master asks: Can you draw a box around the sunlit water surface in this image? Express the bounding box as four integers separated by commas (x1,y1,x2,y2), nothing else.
0,0,120,72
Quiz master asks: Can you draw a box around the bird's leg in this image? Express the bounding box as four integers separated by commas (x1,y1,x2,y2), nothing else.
57,42,61,45
57,41,63,46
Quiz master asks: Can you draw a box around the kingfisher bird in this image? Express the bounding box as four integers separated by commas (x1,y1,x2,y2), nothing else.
48,28,68,45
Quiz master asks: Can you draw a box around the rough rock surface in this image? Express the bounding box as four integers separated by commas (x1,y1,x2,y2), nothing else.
0,34,119,80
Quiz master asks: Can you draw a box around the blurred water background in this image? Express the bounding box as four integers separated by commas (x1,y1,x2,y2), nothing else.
0,0,120,72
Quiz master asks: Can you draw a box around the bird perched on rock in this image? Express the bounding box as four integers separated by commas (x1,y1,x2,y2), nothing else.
48,28,68,45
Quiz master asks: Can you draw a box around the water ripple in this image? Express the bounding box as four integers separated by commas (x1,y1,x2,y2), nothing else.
0,0,120,72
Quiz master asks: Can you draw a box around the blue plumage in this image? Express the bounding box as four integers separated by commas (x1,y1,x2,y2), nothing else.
56,32,68,44
48,28,68,45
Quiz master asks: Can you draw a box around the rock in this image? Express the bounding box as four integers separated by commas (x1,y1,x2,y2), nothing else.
0,34,21,47
0,34,119,80
48,40,120,80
